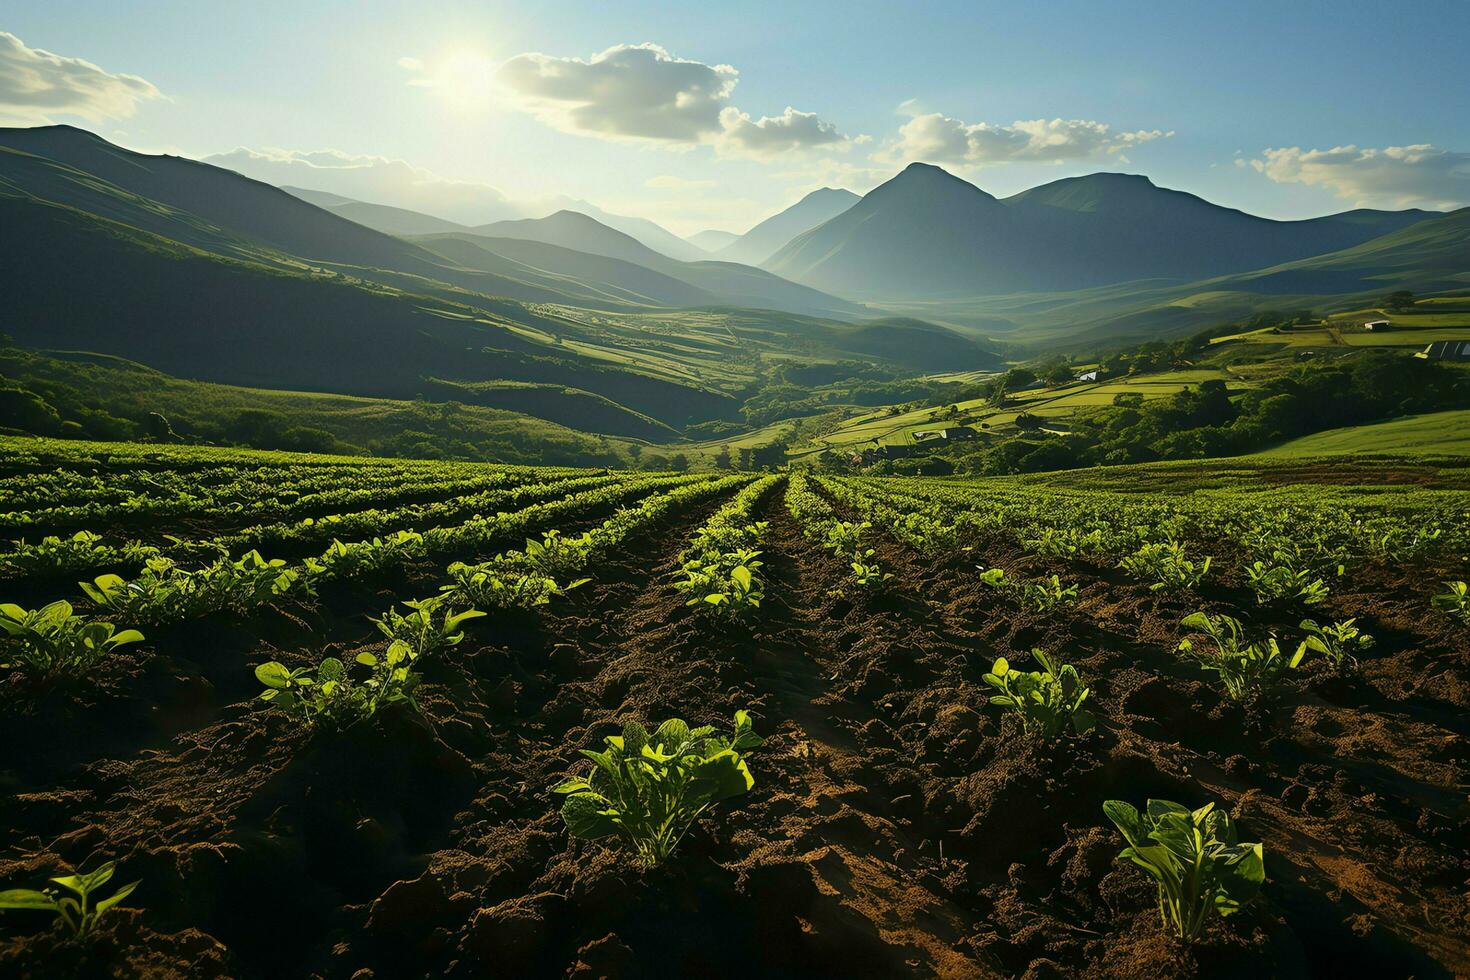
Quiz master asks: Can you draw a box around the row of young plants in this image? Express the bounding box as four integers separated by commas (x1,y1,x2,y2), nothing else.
0,459,569,535
0,474,734,681
672,476,782,617
838,476,1463,611
783,474,893,589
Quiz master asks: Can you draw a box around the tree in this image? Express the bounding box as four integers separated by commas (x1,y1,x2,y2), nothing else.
713,447,732,470
667,453,690,472
1384,290,1415,312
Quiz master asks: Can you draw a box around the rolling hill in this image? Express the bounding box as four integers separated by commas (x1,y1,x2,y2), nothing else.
0,125,1002,454
766,163,1438,300
462,209,867,318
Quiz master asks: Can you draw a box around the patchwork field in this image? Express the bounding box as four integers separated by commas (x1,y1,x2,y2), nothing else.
2,438,1468,977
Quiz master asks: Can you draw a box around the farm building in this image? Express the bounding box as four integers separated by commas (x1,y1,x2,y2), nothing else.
912,426,978,443
1076,370,1099,381
1364,320,1392,332
1418,340,1470,361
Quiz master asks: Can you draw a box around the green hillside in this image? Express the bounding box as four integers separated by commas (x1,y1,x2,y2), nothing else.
1261,408,1470,457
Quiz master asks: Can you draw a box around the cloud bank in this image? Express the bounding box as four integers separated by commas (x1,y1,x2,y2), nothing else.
1247,144,1470,210
0,31,161,125
879,109,1170,166
494,43,848,157
203,146,521,224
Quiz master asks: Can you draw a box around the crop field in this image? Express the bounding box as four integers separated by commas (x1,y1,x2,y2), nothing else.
2,438,1470,977
806,369,1230,452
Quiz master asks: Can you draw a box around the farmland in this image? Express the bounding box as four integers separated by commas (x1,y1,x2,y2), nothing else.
2,437,1468,977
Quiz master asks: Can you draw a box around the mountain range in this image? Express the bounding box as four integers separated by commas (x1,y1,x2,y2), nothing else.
0,125,997,442
766,163,1442,299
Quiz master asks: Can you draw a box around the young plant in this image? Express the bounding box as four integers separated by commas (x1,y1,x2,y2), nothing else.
0,862,140,939
850,557,893,589
1299,617,1375,670
371,596,485,658
553,710,764,868
983,649,1097,738
1018,575,1080,612
81,550,302,624
1102,799,1264,943
443,561,587,612
1177,611,1307,701
1244,561,1329,606
256,640,421,729
822,520,870,559
0,601,143,679
1120,541,1211,592
675,549,764,618
522,529,592,579
1432,581,1470,624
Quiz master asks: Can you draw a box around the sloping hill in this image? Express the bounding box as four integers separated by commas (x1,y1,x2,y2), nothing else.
718,187,859,265
468,209,867,318
0,170,735,426
287,187,468,235
767,163,1440,300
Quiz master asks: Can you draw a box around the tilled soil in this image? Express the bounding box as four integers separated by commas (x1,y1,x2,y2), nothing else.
1,486,1468,978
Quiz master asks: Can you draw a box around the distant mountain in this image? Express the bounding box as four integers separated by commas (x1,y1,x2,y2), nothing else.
459,210,866,318
475,210,668,267
0,126,987,448
719,187,859,266
767,163,1439,299
545,199,707,261
688,229,740,252
286,187,468,235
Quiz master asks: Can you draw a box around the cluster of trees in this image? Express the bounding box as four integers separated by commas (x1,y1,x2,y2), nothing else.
952,352,1466,475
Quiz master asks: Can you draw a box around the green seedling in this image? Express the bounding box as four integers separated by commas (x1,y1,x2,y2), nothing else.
1121,541,1211,591
1103,799,1264,942
1432,581,1470,624
983,649,1097,738
0,601,143,679
554,710,764,868
0,862,140,938
1299,617,1374,670
1178,611,1307,701
371,595,485,658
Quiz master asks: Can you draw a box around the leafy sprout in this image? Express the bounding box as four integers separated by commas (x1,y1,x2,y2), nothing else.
1103,799,1264,942
554,710,764,868
0,861,140,939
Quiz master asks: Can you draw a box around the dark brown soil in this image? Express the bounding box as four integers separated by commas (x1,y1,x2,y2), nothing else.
1,486,1468,978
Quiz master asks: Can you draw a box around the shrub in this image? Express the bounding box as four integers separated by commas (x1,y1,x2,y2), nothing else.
554,710,764,868
983,649,1097,738
1102,799,1264,942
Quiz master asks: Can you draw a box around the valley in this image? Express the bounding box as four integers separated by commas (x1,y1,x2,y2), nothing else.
1,10,1468,974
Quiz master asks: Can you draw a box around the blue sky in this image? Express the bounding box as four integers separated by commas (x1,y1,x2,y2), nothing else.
3,1,1467,233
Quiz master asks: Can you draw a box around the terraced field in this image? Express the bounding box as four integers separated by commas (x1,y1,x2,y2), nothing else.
2,438,1469,977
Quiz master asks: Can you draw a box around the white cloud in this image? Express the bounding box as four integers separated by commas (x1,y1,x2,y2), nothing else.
878,108,1170,167
1248,144,1470,210
716,106,850,157
497,43,737,142
0,31,161,126
644,174,716,191
201,146,522,224
494,42,848,159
